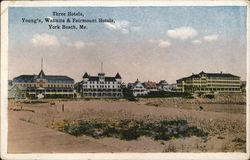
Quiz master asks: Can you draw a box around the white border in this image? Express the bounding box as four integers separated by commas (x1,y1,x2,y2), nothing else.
246,0,250,157
1,1,249,160
2,0,249,7
1,1,9,160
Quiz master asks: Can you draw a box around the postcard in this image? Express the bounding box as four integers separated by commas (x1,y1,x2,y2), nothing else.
1,1,249,160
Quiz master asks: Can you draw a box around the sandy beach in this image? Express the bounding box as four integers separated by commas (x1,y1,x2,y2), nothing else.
8,94,246,153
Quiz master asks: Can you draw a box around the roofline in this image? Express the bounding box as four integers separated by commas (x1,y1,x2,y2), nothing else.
13,74,74,81
176,72,240,81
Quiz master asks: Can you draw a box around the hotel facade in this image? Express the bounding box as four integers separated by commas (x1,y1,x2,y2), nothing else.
80,72,123,98
176,71,241,94
9,69,75,98
128,79,148,97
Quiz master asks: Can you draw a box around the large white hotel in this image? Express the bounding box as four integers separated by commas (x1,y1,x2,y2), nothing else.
81,72,123,98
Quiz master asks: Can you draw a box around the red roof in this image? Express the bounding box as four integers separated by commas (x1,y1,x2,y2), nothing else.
143,82,157,88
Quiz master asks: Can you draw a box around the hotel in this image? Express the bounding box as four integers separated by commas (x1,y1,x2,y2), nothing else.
176,71,241,94
9,61,74,98
80,72,123,98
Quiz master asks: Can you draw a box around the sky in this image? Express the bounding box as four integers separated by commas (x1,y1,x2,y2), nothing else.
8,6,247,83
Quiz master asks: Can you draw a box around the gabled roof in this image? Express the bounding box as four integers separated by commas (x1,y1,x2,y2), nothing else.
13,75,36,82
159,80,168,85
188,74,200,78
199,71,205,74
176,71,240,82
83,72,89,78
176,77,187,81
192,72,239,78
206,73,239,78
37,70,46,79
83,72,120,82
115,73,121,79
143,82,157,88
134,79,141,86
128,79,145,89
13,71,74,83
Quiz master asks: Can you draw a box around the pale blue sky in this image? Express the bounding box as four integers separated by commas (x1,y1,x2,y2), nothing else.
9,6,247,83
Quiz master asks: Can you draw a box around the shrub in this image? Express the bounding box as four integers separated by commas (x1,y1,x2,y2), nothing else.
144,91,193,98
232,138,246,143
21,100,48,104
127,97,138,101
58,119,208,141
204,94,215,99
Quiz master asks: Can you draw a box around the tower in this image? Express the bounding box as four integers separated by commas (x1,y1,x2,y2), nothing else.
98,61,105,81
41,57,43,70
37,57,46,79
37,57,46,88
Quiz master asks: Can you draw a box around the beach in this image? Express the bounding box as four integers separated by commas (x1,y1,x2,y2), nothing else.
8,94,246,153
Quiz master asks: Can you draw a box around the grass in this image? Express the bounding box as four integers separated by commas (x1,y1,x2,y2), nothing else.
51,119,208,141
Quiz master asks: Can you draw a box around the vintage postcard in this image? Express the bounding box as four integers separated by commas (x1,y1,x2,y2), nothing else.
1,1,249,160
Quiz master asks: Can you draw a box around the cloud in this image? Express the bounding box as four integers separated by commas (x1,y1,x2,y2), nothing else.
149,39,171,48
66,41,85,48
121,28,129,34
192,40,202,45
31,33,59,47
104,21,141,34
203,34,219,41
167,27,198,40
130,26,141,32
46,17,53,21
61,37,95,48
158,40,171,48
104,22,117,30
104,20,130,34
